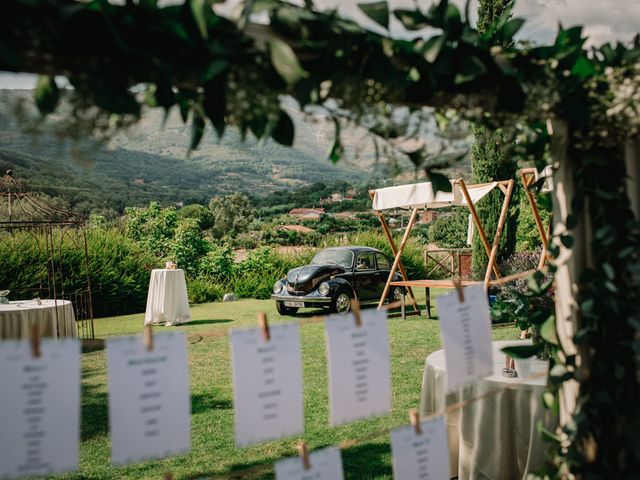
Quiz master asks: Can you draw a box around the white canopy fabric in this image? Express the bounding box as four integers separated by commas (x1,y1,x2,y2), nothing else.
371,181,498,211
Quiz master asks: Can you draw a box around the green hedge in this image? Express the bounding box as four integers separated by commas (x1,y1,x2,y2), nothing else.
0,228,158,318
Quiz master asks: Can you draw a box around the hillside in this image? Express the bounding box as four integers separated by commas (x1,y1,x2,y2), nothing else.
0,89,469,214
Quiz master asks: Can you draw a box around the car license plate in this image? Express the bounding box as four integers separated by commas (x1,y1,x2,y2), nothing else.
285,301,305,308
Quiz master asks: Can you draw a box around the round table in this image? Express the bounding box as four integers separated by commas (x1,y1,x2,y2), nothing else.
144,269,192,326
420,339,557,480
0,299,76,340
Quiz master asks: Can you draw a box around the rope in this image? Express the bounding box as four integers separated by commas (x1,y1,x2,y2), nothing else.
183,370,547,480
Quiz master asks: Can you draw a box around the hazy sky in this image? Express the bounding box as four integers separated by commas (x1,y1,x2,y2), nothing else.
1,0,638,89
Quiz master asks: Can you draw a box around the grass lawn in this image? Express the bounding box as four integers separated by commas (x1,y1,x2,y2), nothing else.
58,290,518,479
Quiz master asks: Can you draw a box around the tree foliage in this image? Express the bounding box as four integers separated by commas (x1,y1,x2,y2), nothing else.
208,192,255,239
471,0,518,279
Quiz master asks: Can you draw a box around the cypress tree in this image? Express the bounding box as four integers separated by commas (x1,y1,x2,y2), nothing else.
471,0,518,279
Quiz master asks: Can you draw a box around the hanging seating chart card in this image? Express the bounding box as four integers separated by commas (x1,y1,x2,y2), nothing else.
106,331,191,465
275,447,344,480
325,309,391,426
390,416,451,480
0,339,81,479
437,284,493,391
230,323,304,447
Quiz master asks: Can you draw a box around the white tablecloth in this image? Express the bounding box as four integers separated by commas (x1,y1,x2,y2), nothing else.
0,300,76,340
144,269,191,326
420,340,558,480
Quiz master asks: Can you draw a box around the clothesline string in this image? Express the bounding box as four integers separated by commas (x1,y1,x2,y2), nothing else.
172,269,545,480
182,370,547,480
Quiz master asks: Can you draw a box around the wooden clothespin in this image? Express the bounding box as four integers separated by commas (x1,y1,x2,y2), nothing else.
30,324,41,359
143,324,154,352
409,408,422,435
298,441,312,471
351,298,362,327
257,312,270,342
452,278,465,303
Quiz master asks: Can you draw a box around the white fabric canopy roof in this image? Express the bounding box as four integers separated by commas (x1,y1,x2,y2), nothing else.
371,181,498,211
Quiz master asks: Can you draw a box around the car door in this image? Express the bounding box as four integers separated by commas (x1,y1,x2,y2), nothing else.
375,252,393,299
353,251,378,301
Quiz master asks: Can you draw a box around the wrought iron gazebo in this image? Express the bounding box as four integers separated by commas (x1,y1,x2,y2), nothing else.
0,169,94,339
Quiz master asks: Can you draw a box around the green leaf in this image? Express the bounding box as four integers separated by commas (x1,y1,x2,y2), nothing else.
542,391,555,409
269,38,307,85
94,87,140,115
571,54,596,80
203,59,228,82
454,55,487,84
271,110,294,146
358,1,389,30
189,111,206,153
560,234,574,249
536,420,561,443
501,18,524,41
153,81,175,110
190,0,209,39
203,79,226,138
540,315,559,345
429,171,452,194
423,35,446,63
393,9,428,30
501,343,544,359
565,213,578,229
35,75,59,115
329,117,343,163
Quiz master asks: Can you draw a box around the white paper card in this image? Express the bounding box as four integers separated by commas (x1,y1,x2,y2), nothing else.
437,284,492,391
106,331,190,465
0,339,81,479
325,309,391,426
231,323,303,447
275,446,344,480
390,416,451,480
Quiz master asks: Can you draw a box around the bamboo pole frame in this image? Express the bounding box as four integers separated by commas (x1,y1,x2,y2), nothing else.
456,178,502,279
483,179,515,288
371,178,521,314
377,207,420,310
519,168,551,269
369,192,421,314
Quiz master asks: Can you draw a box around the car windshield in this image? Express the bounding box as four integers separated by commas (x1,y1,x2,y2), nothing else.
311,250,354,268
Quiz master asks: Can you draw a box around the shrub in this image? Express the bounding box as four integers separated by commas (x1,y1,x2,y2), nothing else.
428,209,469,248
125,202,177,258
187,276,223,304
198,244,235,281
0,228,157,318
170,218,210,275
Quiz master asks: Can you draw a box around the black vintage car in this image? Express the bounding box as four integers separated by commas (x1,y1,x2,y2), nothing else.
272,246,404,315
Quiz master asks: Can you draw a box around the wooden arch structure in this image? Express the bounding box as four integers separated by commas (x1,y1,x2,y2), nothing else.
369,178,516,317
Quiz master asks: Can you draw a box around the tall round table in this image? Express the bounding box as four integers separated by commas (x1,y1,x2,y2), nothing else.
0,299,76,340
420,339,557,480
144,269,192,326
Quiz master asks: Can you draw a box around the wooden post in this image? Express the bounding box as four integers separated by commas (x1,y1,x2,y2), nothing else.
520,168,550,269
370,191,420,314
457,179,501,279
378,208,419,309
483,179,515,287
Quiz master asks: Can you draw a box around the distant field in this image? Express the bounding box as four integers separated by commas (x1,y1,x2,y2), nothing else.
56,294,518,479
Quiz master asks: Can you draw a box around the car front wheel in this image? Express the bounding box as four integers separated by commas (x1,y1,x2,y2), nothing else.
276,301,299,316
333,290,352,315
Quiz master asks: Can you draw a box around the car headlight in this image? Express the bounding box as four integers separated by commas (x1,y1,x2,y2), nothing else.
318,282,330,296
273,281,284,294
